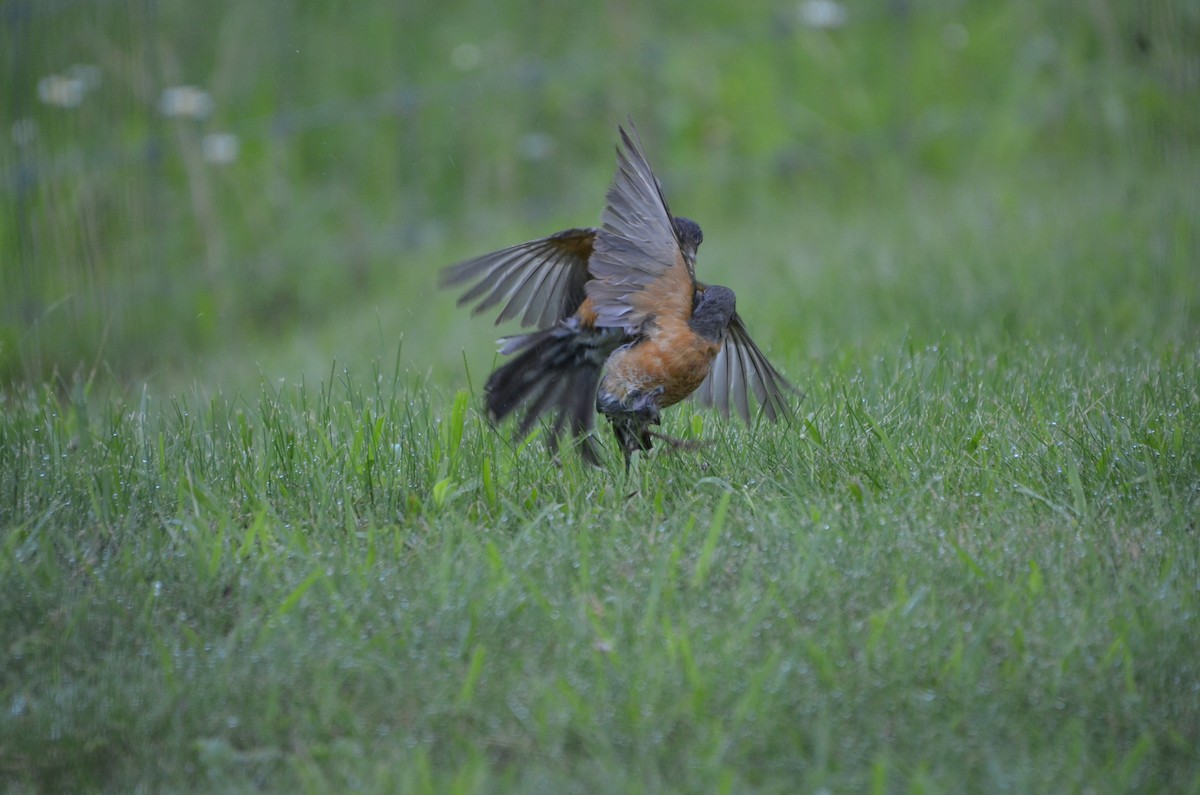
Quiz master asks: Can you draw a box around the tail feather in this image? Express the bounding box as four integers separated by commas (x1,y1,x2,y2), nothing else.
484,319,620,464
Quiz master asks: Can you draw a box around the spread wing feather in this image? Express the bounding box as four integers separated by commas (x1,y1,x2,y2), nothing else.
586,126,694,330
439,227,595,328
693,312,799,424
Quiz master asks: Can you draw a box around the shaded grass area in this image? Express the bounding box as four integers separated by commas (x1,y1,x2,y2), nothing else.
2,334,1197,791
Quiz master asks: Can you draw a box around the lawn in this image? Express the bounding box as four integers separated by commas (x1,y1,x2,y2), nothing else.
2,1,1199,792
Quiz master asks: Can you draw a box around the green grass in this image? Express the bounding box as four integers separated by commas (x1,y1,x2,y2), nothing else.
3,161,1199,790
3,327,1197,792
3,0,1200,791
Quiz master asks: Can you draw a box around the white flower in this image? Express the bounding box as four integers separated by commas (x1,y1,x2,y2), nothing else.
160,86,214,120
38,75,86,108
202,132,240,164
797,0,847,29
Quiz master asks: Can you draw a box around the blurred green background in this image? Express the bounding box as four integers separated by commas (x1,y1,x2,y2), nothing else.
2,0,1197,391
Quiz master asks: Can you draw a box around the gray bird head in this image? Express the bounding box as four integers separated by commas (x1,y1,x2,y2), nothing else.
690,285,736,343
673,217,704,264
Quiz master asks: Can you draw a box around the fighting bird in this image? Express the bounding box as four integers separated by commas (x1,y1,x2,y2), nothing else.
441,125,797,469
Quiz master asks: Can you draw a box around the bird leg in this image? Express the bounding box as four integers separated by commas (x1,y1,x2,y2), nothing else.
599,386,710,471
597,387,662,473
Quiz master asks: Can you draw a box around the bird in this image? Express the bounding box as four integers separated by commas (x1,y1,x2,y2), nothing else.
440,124,797,470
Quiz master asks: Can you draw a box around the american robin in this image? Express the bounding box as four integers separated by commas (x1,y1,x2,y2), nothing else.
441,125,797,470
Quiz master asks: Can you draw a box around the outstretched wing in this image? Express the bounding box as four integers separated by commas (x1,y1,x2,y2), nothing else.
693,311,800,423
439,227,595,328
586,125,695,331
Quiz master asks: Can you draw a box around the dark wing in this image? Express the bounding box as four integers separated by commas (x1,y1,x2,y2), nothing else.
439,227,595,328
693,311,800,423
586,125,694,330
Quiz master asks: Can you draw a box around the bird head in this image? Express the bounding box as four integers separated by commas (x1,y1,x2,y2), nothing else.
673,217,704,267
690,285,735,343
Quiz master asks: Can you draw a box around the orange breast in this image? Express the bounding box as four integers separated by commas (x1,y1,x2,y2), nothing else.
602,319,721,408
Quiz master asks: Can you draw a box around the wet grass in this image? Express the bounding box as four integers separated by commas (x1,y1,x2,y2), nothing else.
4,0,1200,791
3,160,1199,791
